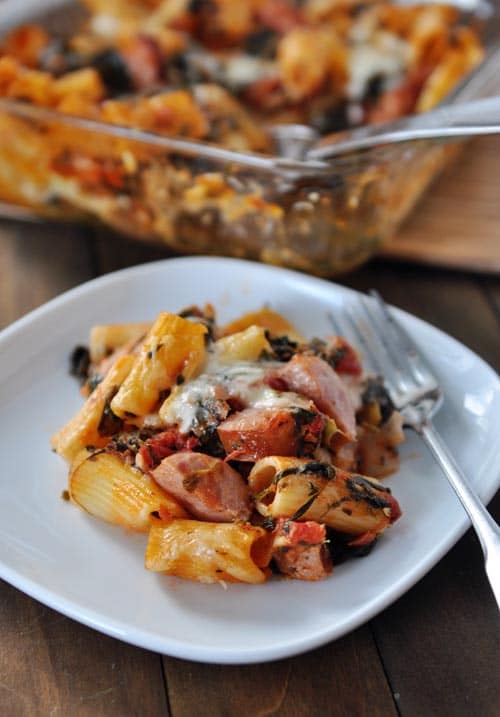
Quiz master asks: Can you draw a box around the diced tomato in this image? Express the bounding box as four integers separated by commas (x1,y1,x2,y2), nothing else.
277,519,326,546
332,337,363,376
301,413,326,454
138,430,199,471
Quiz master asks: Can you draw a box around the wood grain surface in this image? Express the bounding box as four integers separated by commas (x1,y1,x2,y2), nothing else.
383,136,500,272
0,136,499,716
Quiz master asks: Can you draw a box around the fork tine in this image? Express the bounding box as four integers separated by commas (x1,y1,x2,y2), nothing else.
358,295,418,394
343,302,407,403
327,308,379,375
327,305,400,398
326,311,344,338
330,295,500,609
368,290,435,387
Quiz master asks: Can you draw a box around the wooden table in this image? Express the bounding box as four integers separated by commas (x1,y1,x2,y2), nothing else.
0,136,499,717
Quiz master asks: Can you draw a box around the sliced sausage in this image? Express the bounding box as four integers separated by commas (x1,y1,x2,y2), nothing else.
216,407,310,461
151,451,251,522
272,519,332,581
276,354,356,440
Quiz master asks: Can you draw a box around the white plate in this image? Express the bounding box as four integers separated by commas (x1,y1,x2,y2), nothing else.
0,256,499,664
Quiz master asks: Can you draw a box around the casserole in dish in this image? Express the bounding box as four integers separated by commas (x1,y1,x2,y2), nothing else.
0,0,492,274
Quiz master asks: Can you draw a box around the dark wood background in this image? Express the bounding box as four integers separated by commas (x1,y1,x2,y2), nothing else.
0,136,499,716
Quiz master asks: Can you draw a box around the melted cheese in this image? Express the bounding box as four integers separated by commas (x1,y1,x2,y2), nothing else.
347,31,410,100
90,14,120,39
221,55,277,90
160,356,313,434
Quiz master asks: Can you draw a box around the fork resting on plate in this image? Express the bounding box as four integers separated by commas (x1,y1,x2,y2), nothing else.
332,290,500,609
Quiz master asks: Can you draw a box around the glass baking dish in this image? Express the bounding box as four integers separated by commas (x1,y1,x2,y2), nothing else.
0,0,497,276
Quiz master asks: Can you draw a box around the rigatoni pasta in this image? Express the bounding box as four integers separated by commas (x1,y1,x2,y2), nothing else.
146,520,272,584
0,2,485,278
89,322,152,363
110,312,207,420
70,450,188,531
250,457,397,535
51,354,135,462
213,326,272,363
53,303,403,584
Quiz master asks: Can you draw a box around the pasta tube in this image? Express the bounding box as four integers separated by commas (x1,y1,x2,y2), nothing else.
249,457,400,536
50,354,135,463
70,450,187,531
110,312,207,419
146,520,272,584
221,308,305,343
213,325,271,362
89,322,152,363
248,455,301,495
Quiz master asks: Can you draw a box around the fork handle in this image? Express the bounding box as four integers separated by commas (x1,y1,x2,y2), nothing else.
419,421,500,609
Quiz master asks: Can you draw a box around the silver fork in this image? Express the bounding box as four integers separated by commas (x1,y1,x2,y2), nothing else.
330,290,500,608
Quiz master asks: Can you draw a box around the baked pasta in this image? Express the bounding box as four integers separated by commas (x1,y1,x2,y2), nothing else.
0,1,483,134
0,1,485,274
53,303,404,584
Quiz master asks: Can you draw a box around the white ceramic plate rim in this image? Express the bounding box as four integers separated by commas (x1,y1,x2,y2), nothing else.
0,256,498,664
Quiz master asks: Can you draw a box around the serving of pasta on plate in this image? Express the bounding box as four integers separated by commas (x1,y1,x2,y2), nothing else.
51,303,403,585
